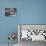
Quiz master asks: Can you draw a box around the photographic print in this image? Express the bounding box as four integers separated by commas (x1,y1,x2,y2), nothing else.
5,8,17,16
18,24,46,46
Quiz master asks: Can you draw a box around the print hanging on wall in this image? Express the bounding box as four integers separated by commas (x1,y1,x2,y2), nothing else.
18,24,46,41
5,8,17,16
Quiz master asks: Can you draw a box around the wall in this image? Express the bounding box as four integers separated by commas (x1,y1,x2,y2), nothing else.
0,0,46,44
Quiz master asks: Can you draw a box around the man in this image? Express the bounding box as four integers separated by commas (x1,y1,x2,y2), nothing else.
9,8,16,16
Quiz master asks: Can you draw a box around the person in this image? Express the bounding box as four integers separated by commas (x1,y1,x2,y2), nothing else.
5,8,10,16
9,8,16,16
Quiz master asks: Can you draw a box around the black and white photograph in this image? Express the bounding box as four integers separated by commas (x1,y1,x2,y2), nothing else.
18,25,46,46
5,8,17,16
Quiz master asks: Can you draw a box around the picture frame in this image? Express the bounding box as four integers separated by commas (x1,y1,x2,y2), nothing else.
5,8,17,16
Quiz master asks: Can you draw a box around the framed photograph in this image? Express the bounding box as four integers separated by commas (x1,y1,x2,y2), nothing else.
18,24,46,46
18,24,46,41
5,8,17,16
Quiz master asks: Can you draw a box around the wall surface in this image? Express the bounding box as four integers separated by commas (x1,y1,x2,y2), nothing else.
0,0,46,44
